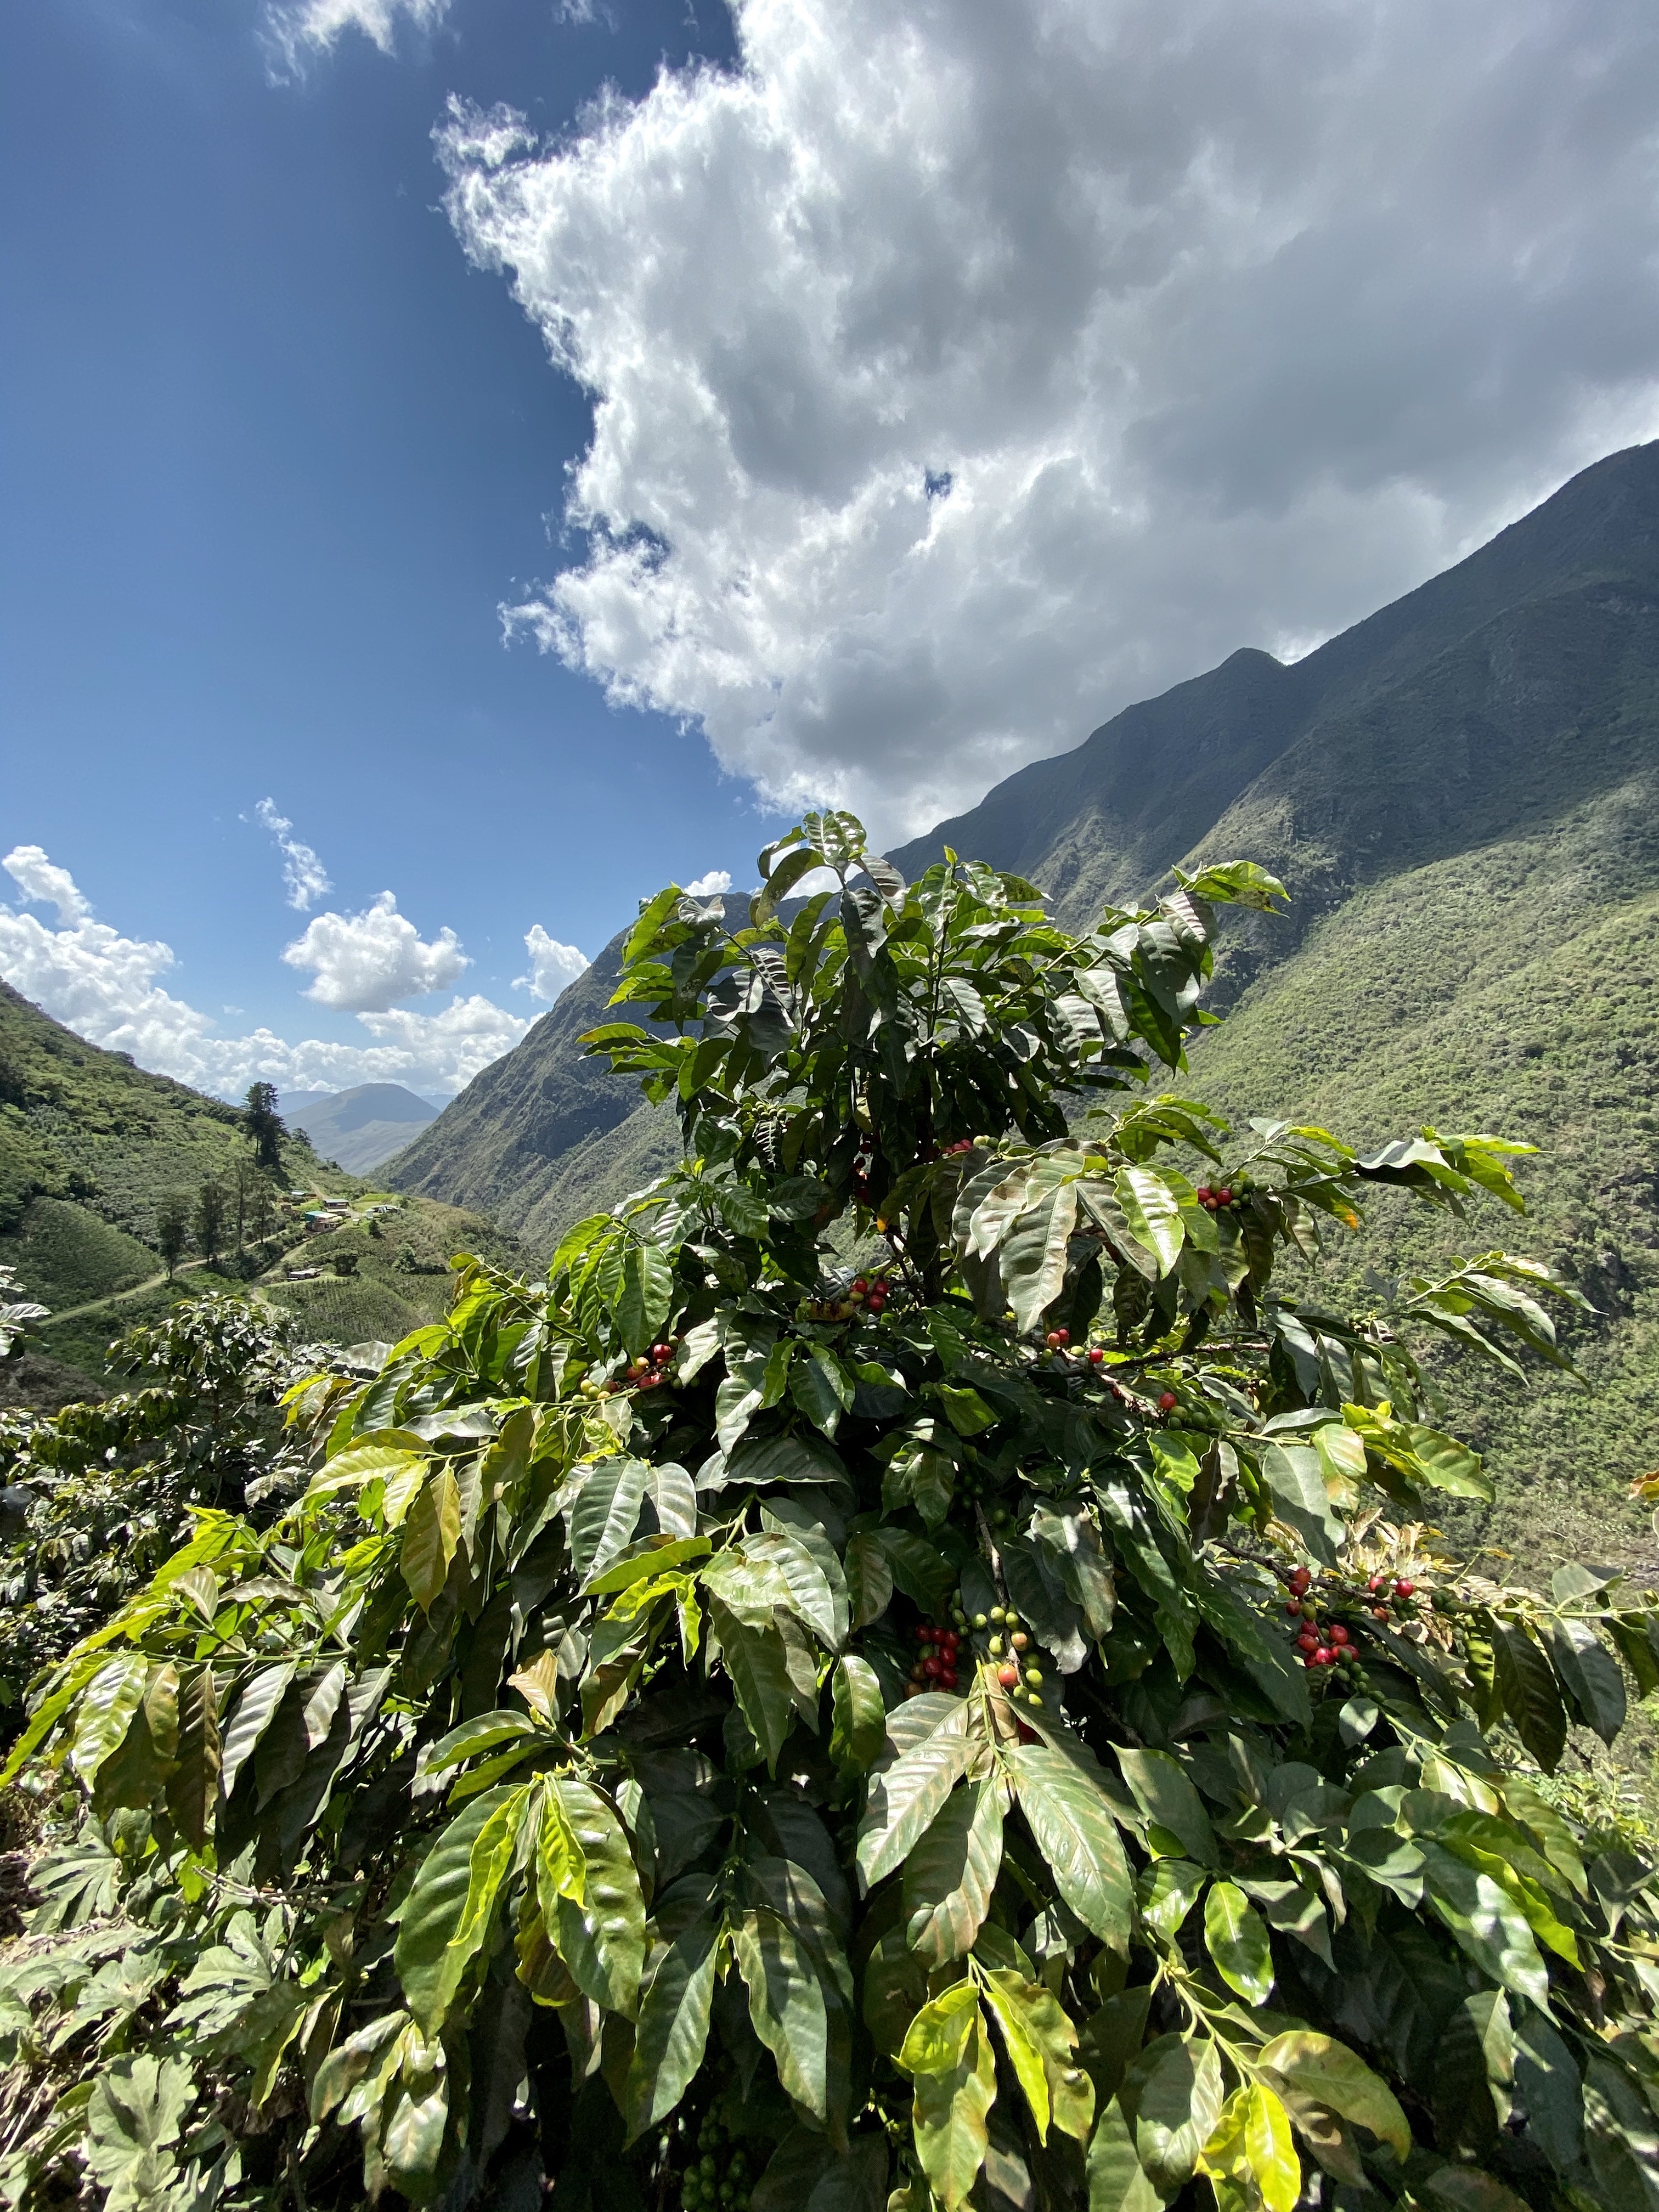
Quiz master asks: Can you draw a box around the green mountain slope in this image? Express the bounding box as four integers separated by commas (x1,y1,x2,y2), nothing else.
385,930,680,1252
0,982,519,1402
390,439,1659,1293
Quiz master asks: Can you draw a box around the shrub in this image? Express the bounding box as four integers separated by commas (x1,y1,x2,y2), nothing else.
3,816,1657,2212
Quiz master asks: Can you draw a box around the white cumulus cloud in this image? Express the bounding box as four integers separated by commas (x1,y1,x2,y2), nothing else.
515,924,590,1002
263,0,450,75
0,849,526,1101
253,798,332,913
4,845,92,924
281,891,469,1013
442,0,1659,840
684,870,733,898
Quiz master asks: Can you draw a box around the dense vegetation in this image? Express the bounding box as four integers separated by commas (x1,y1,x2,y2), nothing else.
4,815,1657,2212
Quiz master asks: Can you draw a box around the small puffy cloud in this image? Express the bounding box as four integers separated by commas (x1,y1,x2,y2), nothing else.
3,845,92,924
684,870,732,898
0,849,524,1101
253,798,332,913
442,0,1659,840
263,0,449,74
281,891,469,1013
515,924,589,1002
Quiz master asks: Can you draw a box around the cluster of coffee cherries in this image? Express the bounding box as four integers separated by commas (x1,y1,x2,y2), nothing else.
1194,1180,1241,1211
803,1273,894,1323
665,2114,750,2212
627,1339,678,1392
908,1620,963,1691
978,1604,1047,1706
904,1599,1049,1709
1280,1561,1405,1681
1040,1326,1107,1369
1366,1571,1417,1616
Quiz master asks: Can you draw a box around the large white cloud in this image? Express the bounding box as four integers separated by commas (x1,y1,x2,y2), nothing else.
515,924,590,1002
283,891,469,1012
441,0,1659,840
0,849,525,1102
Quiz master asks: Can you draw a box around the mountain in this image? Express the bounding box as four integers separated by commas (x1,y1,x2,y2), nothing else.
286,1082,438,1176
0,982,517,1405
386,935,679,1255
385,439,1659,1561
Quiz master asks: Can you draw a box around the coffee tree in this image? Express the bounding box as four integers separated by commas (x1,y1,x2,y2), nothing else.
4,814,1659,2212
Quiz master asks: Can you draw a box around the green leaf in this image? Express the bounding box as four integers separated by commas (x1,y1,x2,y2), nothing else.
1009,1745,1135,1950
1085,2096,1163,2212
616,1243,675,1356
1542,1616,1627,1745
1260,1443,1342,1568
1137,1858,1207,1942
857,1708,970,1889
733,1907,831,2123
981,1970,1052,2141
791,1348,855,1437
548,1777,647,2016
1203,1882,1274,2005
1002,1182,1081,1333
1115,1166,1184,1275
1492,1622,1568,1771
830,1655,885,1773
910,2005,996,2212
1132,2035,1223,2192
163,1664,220,1853
396,1785,523,2034
1242,2084,1300,2212
586,1535,712,1595
84,2055,194,2208
625,1911,719,2140
219,1663,296,1799
898,1979,979,2074
1115,1747,1217,1867
709,1596,797,1773
570,1455,650,1580
903,1780,1005,1966
402,1463,462,1611
1513,2004,1582,2176
1255,2030,1412,2160
843,1534,894,1629
69,1656,149,1785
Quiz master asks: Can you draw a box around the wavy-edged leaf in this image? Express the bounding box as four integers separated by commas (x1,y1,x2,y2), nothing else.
911,2006,997,2212
165,1665,220,1852
626,1910,719,2141
1009,1744,1134,1951
402,1464,461,1612
904,1779,1005,1967
396,1785,518,2034
733,1906,831,2124
570,1456,650,1581
1115,1747,1217,1867
1115,1167,1184,1276
830,1655,885,1774
218,1663,296,1799
709,1595,796,1773
549,1777,647,2015
857,1707,970,1890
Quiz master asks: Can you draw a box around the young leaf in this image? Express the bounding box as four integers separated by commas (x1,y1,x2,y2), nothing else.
910,2006,997,2212
549,1778,647,2016
402,1464,462,1612
830,1655,886,1773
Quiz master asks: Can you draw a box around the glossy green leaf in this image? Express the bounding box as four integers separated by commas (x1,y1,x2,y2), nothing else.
402,1464,461,1612
910,2006,996,2212
625,1911,719,2140
1203,1881,1274,2005
903,1779,1005,1966
1114,1747,1217,1868
1011,1745,1135,1949
857,1709,970,1890
830,1655,885,1773
548,1777,647,2016
1256,2030,1412,2159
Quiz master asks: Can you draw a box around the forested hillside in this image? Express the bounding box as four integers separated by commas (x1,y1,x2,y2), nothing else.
0,982,518,1403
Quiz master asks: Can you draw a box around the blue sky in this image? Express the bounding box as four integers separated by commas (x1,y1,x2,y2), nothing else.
2,0,746,1097
4,0,1658,1101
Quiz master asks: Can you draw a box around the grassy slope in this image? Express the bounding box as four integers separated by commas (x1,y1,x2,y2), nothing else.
0,981,522,1393
1189,803,1659,1571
